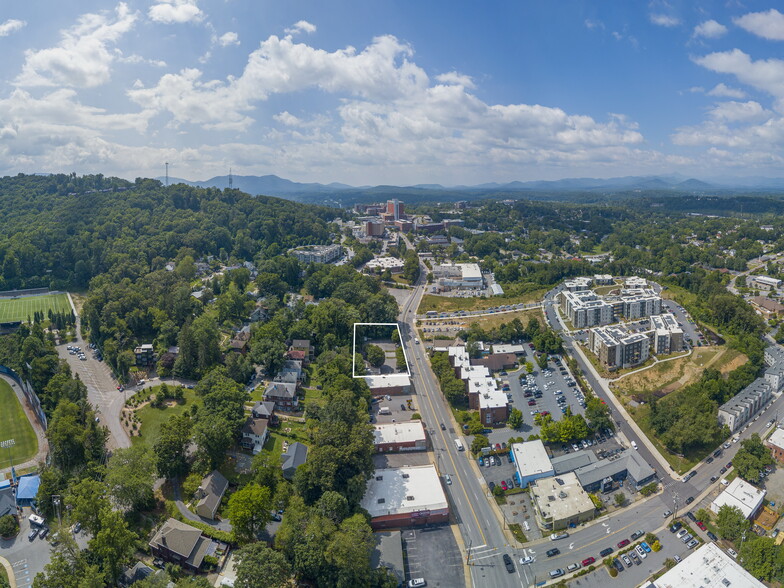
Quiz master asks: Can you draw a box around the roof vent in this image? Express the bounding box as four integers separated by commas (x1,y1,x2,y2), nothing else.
406,496,415,501
377,498,385,504
402,473,410,479
376,476,383,481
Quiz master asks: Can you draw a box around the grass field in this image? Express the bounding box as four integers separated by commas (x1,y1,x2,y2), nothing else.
0,379,38,465
463,308,545,331
417,289,547,314
131,387,201,447
0,293,70,323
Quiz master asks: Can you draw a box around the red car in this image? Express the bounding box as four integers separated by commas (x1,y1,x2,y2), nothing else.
581,557,595,566
528,400,537,406
617,539,630,548
697,521,707,531
541,411,550,417
501,480,508,491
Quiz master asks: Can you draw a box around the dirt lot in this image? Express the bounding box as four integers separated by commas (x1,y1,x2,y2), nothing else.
614,347,746,396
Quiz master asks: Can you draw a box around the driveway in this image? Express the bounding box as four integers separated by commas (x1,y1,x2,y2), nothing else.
172,480,232,532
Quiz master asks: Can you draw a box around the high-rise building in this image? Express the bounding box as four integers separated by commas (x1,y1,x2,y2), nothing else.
386,199,404,221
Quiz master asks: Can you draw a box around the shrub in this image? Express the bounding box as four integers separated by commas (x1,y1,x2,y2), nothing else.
651,540,661,552
608,567,618,577
640,482,659,497
0,514,19,538
645,532,658,545
410,413,421,420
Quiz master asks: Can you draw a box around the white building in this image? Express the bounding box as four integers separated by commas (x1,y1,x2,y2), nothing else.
563,277,593,291
511,440,554,488
364,374,412,395
648,542,764,588
433,263,484,290
290,244,342,264
593,274,614,285
649,314,684,355
447,346,509,425
373,421,427,452
365,257,405,273
749,275,782,290
710,477,766,519
624,276,648,288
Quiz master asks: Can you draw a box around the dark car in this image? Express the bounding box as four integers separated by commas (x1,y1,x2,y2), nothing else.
713,449,722,458
720,467,727,474
400,404,406,411
630,530,644,540
670,522,682,533
546,548,561,558
488,482,496,491
726,461,733,469
685,496,695,505
271,512,282,522
38,527,49,539
599,547,614,557
503,553,515,573
440,423,446,430
617,539,630,548
686,512,697,522
706,457,714,464
613,558,624,572
28,528,39,541
707,531,718,541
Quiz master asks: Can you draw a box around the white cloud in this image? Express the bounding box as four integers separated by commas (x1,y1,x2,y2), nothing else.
650,13,680,27
435,71,475,89
218,31,239,47
0,19,26,37
708,100,769,123
707,83,746,99
584,19,604,31
693,20,727,39
16,3,137,88
734,9,784,41
285,20,316,36
694,49,784,110
148,0,203,25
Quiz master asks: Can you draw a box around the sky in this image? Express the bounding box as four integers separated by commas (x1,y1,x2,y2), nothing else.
1,1,784,185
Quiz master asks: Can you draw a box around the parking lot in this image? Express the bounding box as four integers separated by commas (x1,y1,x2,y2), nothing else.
370,393,419,426
402,526,465,588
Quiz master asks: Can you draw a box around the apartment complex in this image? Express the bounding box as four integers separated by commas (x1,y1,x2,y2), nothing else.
559,283,661,328
648,314,684,355
289,244,342,264
717,379,772,433
447,346,509,426
588,326,650,369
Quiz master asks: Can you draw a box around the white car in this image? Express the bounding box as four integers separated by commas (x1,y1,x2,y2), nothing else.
408,579,426,588
727,548,738,559
676,529,688,539
519,556,534,565
635,545,647,559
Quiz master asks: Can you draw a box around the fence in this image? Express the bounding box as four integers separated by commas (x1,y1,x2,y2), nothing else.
0,287,52,298
0,364,47,430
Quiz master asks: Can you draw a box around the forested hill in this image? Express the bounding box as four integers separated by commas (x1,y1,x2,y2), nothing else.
0,174,339,291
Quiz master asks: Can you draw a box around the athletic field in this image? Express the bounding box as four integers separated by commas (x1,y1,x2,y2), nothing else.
0,378,38,466
0,293,70,323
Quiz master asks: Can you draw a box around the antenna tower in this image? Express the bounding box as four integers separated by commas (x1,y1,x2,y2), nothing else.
229,167,233,189
165,162,169,186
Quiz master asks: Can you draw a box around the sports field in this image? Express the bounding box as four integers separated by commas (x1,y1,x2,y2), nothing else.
0,378,38,466
0,293,70,323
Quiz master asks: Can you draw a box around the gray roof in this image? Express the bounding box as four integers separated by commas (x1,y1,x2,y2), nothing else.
281,442,308,477
574,450,655,488
625,450,656,483
196,470,229,517
371,531,405,583
252,401,276,418
150,518,204,560
264,381,297,399
551,450,598,475
0,486,15,518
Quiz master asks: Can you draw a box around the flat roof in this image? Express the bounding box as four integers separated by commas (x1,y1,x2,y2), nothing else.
530,472,595,522
710,477,765,518
360,465,448,518
650,542,764,588
492,344,527,354
768,427,784,450
365,374,411,389
512,440,554,479
373,421,426,446
458,263,482,280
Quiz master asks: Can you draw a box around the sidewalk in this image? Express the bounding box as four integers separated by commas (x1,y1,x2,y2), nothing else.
0,555,15,588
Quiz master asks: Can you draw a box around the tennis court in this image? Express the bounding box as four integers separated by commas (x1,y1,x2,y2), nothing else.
0,293,71,323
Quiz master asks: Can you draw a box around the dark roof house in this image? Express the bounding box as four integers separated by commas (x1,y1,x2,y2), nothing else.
149,518,210,572
281,442,308,480
194,470,229,520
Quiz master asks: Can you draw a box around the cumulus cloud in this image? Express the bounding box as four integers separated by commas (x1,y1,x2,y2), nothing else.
694,49,784,110
218,32,239,47
734,9,784,41
149,0,203,25
584,19,604,31
650,13,680,27
15,3,137,88
707,83,746,99
285,20,316,35
435,71,475,89
708,100,769,123
693,20,727,39
0,19,26,37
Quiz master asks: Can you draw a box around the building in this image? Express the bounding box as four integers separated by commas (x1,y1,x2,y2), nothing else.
373,421,427,453
290,244,343,264
490,283,504,296
241,417,269,455
263,381,299,412
511,440,555,488
433,263,484,290
647,542,764,588
448,346,509,426
194,470,229,520
394,219,413,233
290,340,313,362
564,277,593,291
228,329,250,354
766,428,784,463
0,484,16,519
649,314,684,355
134,343,155,367
251,400,277,422
281,442,308,480
749,275,782,290
365,374,412,395
718,379,772,433
530,472,596,531
371,531,405,586
365,220,385,237
15,474,40,507
560,290,614,328
574,449,657,492
365,257,405,274
589,326,650,369
750,296,784,319
472,353,518,372
386,199,404,221
710,478,765,519
149,518,210,572
764,344,784,392
492,344,527,356
624,277,648,288
360,465,449,530
593,274,614,285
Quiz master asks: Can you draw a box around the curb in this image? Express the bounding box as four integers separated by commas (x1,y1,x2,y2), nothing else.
0,555,16,588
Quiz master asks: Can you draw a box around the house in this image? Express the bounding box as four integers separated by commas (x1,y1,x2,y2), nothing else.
229,326,251,355
766,428,784,463
251,400,277,423
134,344,155,367
149,518,210,572
0,484,16,519
281,442,308,480
194,470,229,520
121,562,156,586
290,339,313,362
263,382,299,411
241,417,269,455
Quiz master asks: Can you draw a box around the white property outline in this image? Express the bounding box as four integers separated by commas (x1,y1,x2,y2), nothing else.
351,322,411,379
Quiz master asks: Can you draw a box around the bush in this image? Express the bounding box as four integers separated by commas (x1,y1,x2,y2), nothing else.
639,482,659,497
651,540,661,552
0,514,19,537
410,413,421,420
608,567,618,577
645,532,658,545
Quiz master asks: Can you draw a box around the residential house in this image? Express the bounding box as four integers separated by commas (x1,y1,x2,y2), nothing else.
194,470,229,520
264,382,299,411
149,518,210,572
134,344,155,367
0,484,16,519
290,340,313,363
281,442,308,480
241,417,269,455
251,400,278,424
229,326,251,355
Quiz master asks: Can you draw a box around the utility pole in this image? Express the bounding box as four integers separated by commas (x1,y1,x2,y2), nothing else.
0,439,14,470
165,162,169,186
52,495,62,527
466,539,472,565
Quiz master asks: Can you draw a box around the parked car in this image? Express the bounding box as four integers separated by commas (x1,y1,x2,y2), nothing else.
599,547,614,557
549,568,565,578
687,539,699,549
566,563,580,572
581,557,595,566
685,496,695,504
28,528,39,541
622,554,632,567
663,510,672,517
617,539,630,548
408,579,426,588
550,532,569,541
630,529,644,540
640,542,651,553
697,521,707,531
635,545,647,559
612,558,624,572
707,531,718,541
670,522,682,533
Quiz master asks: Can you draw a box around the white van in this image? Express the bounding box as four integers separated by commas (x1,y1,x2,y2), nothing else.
631,441,638,450
454,438,464,451
29,514,45,527
378,406,391,415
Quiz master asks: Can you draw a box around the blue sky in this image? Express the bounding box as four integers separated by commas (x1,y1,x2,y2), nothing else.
1,1,784,185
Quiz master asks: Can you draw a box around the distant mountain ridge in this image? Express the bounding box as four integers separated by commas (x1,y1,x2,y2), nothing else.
157,173,784,206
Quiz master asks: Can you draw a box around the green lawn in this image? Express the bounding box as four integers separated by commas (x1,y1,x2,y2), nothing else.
131,388,201,447
0,293,70,323
417,289,547,314
0,378,38,465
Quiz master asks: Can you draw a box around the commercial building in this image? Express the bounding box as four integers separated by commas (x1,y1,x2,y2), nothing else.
394,220,413,233
365,257,405,273
511,440,555,488
710,478,766,519
766,428,784,464
433,263,484,290
386,199,404,221
749,275,782,290
530,472,596,531
360,465,449,530
589,326,650,369
717,379,772,433
448,346,509,426
365,220,385,237
373,421,427,453
750,296,784,319
290,244,343,264
365,374,412,395
574,449,657,492
649,314,684,355
647,542,764,588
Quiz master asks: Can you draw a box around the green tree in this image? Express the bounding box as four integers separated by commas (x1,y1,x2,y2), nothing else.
738,536,783,581
33,542,104,588
193,414,235,470
734,433,774,482
66,478,111,536
153,414,192,479
105,444,156,511
89,507,137,584
614,493,626,507
324,513,375,588
536,353,548,369
365,344,385,368
471,434,489,454
695,508,712,524
507,408,523,430
227,483,273,543
0,514,19,537
525,361,534,374
715,504,750,542
234,542,291,588
585,397,613,432
251,450,281,493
